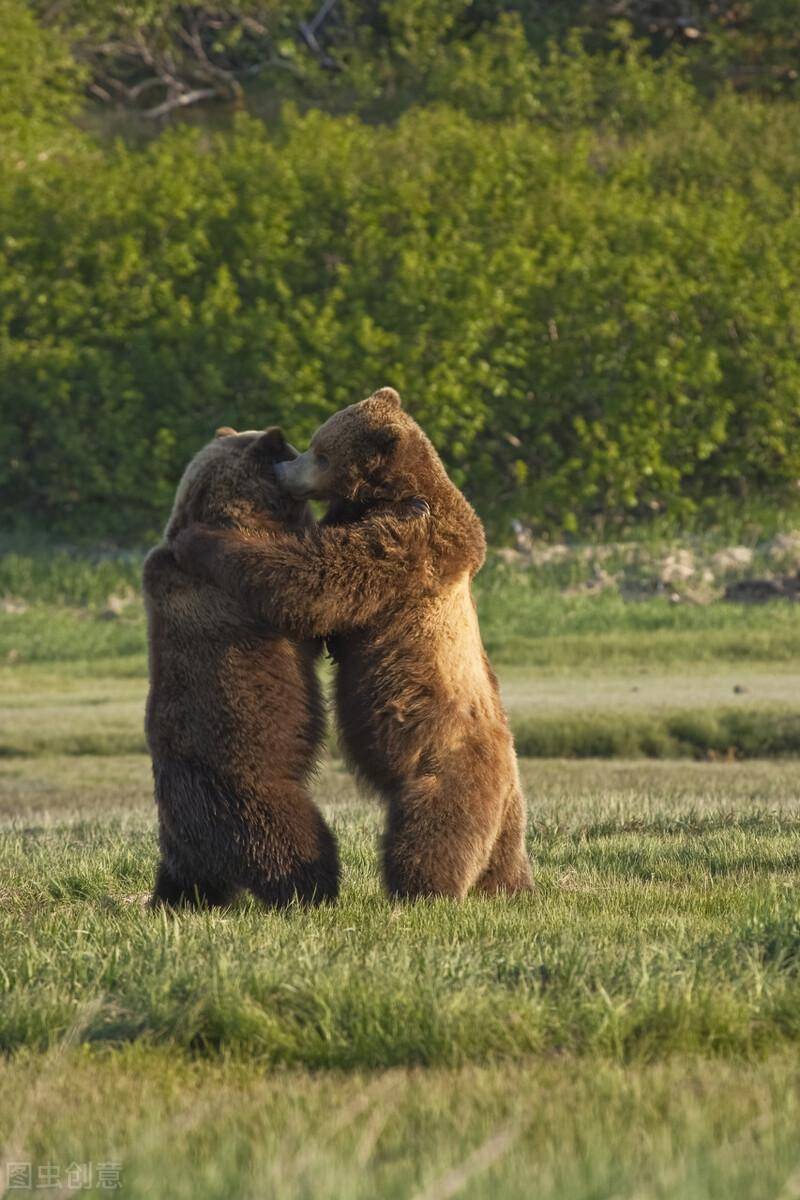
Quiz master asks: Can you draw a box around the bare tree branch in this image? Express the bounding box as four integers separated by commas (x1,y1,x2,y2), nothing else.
144,87,218,119
68,4,344,114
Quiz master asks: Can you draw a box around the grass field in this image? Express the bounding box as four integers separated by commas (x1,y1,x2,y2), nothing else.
2,755,800,1197
2,561,800,759
1,546,799,1197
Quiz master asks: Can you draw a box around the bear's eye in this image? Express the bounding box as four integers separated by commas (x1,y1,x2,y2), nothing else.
315,452,329,469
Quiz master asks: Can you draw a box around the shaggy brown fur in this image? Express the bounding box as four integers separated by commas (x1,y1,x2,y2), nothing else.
144,426,338,909
173,390,533,900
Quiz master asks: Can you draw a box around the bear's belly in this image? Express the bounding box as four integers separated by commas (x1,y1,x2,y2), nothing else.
332,578,509,795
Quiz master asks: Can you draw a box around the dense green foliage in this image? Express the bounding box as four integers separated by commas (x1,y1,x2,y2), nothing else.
0,0,82,145
3,3,800,539
31,0,800,117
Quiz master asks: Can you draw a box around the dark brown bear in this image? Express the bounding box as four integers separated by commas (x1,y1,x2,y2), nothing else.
174,390,533,900
143,425,338,909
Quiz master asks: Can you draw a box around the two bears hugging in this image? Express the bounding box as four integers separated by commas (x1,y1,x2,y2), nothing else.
144,387,532,908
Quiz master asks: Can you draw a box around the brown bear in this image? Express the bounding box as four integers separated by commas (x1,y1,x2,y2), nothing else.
173,389,533,900
143,425,338,909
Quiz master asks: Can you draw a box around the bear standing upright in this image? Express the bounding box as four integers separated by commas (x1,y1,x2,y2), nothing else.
144,426,338,908
174,390,533,900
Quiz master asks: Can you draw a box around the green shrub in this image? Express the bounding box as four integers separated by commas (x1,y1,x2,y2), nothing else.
2,7,800,540
0,0,82,148
34,2,800,120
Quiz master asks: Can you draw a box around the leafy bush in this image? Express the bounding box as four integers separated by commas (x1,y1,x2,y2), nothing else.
32,1,800,121
2,5,800,540
0,0,83,147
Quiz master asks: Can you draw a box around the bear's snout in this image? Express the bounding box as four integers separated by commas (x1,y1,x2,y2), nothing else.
274,450,325,499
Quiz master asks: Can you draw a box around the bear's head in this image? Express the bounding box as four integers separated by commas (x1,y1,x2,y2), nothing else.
165,426,312,541
276,387,439,508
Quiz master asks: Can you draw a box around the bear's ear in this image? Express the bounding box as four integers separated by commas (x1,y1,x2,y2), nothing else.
369,387,402,410
215,426,238,439
251,426,297,463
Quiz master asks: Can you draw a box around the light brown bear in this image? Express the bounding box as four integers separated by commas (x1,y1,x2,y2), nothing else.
174,389,533,900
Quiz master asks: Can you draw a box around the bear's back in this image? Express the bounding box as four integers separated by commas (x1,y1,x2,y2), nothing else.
144,544,324,788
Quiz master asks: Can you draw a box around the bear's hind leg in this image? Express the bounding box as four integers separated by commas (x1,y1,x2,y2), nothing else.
382,776,501,901
244,787,340,909
473,788,533,896
149,859,239,910
151,764,240,909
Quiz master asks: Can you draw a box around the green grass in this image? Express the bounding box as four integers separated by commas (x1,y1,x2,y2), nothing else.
0,605,146,666
512,706,800,758
2,756,800,1065
2,756,800,1196
477,582,800,668
2,539,799,1196
3,1049,800,1200
487,625,800,668
2,540,799,670
4,662,800,760
2,590,798,673
3,543,797,761
0,546,142,607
